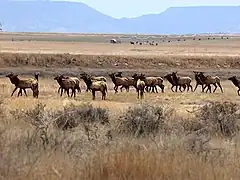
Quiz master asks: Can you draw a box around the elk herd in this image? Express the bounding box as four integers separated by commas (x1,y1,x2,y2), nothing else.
4,71,240,100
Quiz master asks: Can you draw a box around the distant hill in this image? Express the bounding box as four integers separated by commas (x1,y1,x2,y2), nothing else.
0,1,240,34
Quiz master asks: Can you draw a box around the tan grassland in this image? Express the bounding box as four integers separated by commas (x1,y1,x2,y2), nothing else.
1,32,240,179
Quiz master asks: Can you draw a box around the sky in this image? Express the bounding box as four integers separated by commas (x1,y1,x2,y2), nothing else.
63,0,240,18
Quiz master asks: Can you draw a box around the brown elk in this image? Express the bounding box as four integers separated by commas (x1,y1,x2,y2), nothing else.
54,74,78,98
80,73,107,100
198,72,223,93
6,72,39,98
228,76,240,96
171,72,193,92
132,73,146,99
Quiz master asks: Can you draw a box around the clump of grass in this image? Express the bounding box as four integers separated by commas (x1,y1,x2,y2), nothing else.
117,104,169,137
54,103,109,130
195,101,240,137
10,103,109,131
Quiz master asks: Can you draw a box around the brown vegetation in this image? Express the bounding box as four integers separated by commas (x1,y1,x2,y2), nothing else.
1,101,240,179
1,52,240,70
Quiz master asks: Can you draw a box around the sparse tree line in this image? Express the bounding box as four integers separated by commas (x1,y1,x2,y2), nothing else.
4,70,240,100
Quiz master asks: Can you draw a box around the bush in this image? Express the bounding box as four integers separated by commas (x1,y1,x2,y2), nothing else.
117,104,168,137
10,103,109,131
54,103,109,130
195,101,240,137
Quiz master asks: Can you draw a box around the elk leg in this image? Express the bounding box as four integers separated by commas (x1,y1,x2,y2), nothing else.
175,85,178,92
58,87,61,94
213,84,218,93
137,90,140,99
71,88,74,97
140,90,144,99
92,90,96,100
17,89,22,97
120,85,124,92
201,85,205,93
190,84,193,92
217,82,223,93
193,83,199,92
11,87,18,97
60,88,64,97
114,85,118,93
154,86,158,93
66,89,70,97
102,90,106,100
179,85,183,92
160,84,164,93
23,89,27,96
206,85,212,93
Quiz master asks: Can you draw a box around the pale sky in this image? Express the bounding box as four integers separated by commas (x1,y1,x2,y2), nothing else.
65,0,240,18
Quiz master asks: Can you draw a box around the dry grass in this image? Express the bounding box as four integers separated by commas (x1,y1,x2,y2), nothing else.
0,33,240,70
2,32,240,179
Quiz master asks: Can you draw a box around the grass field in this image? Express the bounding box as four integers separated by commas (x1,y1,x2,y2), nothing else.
1,32,240,179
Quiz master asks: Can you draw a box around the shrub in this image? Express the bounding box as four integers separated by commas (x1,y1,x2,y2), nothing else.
195,101,240,137
10,103,109,131
53,103,110,130
117,104,168,137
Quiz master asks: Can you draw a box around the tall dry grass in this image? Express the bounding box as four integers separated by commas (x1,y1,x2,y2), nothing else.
1,100,240,179
1,52,240,70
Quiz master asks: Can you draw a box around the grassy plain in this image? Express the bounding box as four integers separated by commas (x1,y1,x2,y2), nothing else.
1,32,240,179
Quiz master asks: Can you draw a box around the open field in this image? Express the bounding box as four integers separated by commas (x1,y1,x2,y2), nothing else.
1,32,240,179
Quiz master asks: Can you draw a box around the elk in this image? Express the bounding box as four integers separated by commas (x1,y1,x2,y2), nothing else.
193,71,207,92
80,73,107,100
80,72,106,92
57,74,81,94
171,72,193,92
163,73,186,92
114,72,135,92
198,72,223,93
54,74,77,98
132,73,146,99
6,72,39,98
228,76,240,96
143,76,164,93
109,73,130,93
